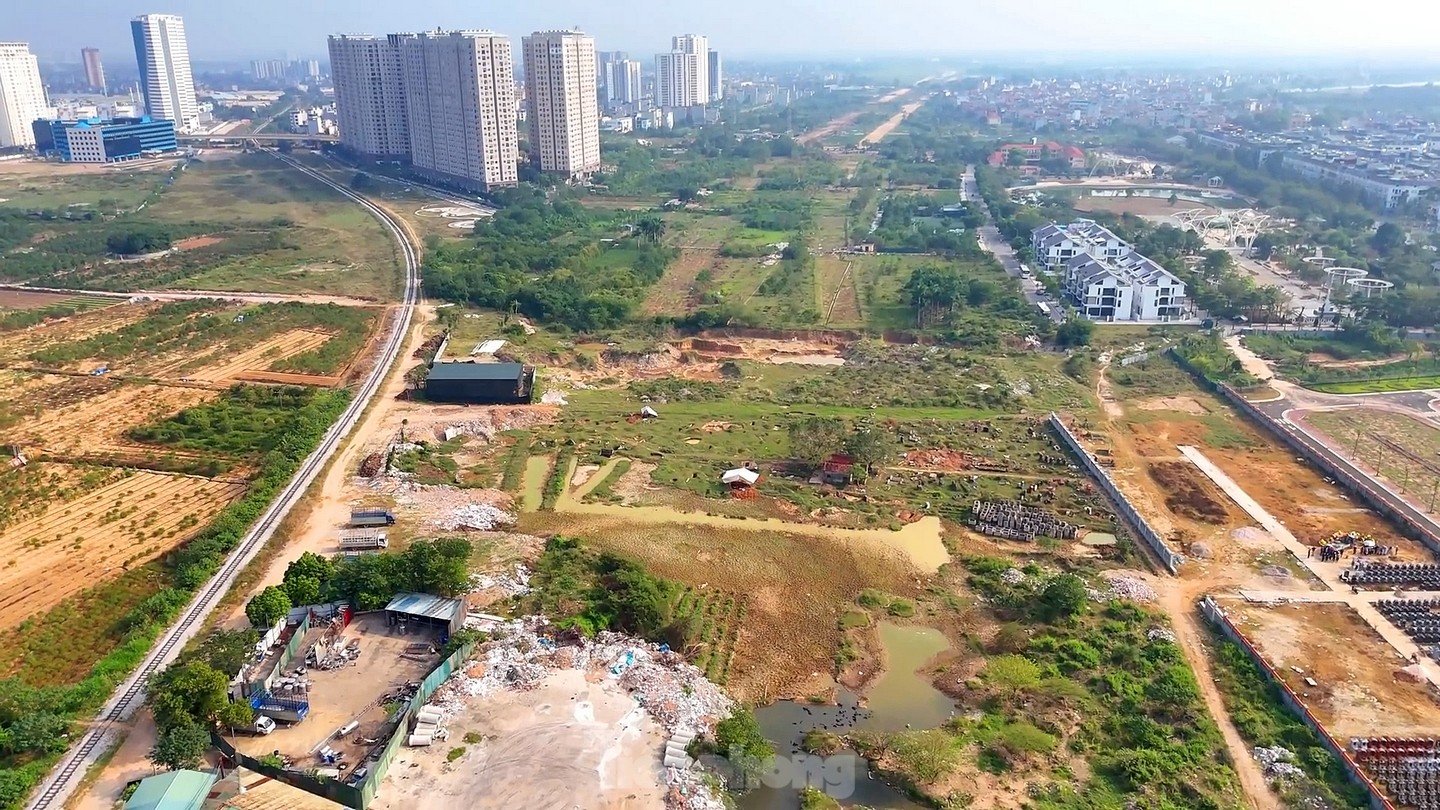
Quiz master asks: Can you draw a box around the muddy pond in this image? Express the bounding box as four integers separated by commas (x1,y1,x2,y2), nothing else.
739,623,955,809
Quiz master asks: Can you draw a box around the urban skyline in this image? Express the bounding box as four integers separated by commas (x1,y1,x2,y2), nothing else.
9,0,1440,62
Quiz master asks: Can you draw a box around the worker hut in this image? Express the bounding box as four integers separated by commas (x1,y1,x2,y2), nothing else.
385,592,465,638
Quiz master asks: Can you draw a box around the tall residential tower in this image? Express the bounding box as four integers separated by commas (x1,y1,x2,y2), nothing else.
655,34,710,108
327,34,413,159
130,14,198,131
81,48,106,94
0,43,48,148
521,30,600,179
602,53,642,106
400,30,518,192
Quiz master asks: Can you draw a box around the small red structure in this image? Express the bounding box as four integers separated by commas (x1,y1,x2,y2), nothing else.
821,453,855,485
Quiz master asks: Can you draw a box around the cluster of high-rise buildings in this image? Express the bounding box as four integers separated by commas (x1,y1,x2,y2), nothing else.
0,12,196,158
251,58,321,83
328,28,721,191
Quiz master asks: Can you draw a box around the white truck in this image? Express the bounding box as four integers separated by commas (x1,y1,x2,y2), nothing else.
242,715,276,735
338,528,388,552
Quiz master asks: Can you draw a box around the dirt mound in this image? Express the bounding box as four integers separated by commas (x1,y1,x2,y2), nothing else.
688,338,745,355
1151,461,1230,524
904,448,980,471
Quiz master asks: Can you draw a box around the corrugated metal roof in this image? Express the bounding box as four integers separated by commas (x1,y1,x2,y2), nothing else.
125,770,215,810
427,361,523,381
385,592,463,622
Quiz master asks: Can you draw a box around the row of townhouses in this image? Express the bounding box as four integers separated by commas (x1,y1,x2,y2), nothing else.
1032,220,1188,322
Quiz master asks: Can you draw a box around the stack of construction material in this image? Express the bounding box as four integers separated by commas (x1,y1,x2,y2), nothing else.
408,706,445,746
664,729,696,769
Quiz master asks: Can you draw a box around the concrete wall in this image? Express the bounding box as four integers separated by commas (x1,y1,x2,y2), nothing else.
1047,412,1182,574
1198,597,1395,810
1210,381,1440,557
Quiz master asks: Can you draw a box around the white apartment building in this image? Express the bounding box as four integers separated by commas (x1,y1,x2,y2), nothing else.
604,58,642,106
1033,220,1187,322
1281,152,1431,210
400,30,518,192
521,30,600,179
328,34,413,159
131,14,199,132
0,43,48,148
655,34,709,108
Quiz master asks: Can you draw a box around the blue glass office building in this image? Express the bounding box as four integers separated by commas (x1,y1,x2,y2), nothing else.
31,116,178,163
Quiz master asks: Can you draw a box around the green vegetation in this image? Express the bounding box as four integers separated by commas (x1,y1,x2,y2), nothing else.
425,188,676,332
523,537,691,643
1209,636,1368,807
245,585,291,627
1242,325,1440,392
1171,334,1261,388
130,385,333,459
852,556,1242,807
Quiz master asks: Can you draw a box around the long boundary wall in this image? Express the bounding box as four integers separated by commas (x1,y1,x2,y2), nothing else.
1198,596,1394,810
1047,412,1182,574
1214,382,1440,556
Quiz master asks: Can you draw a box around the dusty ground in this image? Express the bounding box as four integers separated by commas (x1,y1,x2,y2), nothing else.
375,668,667,810
0,302,158,364
1300,408,1440,512
176,329,332,385
859,98,927,145
231,615,438,765
11,379,220,461
0,471,243,627
0,290,76,310
1224,600,1440,737
1136,395,1209,415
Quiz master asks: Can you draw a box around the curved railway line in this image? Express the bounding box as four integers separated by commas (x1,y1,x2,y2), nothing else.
25,149,421,810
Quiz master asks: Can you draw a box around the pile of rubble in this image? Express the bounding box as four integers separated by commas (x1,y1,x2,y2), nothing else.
540,389,568,406
1001,568,1026,585
1253,745,1305,782
431,503,515,532
424,617,732,808
1090,571,1157,603
470,564,531,598
1146,627,1176,644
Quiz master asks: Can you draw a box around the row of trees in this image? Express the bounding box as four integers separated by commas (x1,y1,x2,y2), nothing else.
245,539,475,627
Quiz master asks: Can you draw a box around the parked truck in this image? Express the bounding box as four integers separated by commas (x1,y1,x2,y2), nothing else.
350,508,396,528
250,691,310,724
338,528,388,552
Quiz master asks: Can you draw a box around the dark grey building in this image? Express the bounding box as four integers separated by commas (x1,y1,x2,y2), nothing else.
424,362,534,404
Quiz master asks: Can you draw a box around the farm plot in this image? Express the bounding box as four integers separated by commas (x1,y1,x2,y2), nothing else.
11,378,221,466
176,329,333,385
1301,408,1440,507
0,301,158,364
0,469,244,627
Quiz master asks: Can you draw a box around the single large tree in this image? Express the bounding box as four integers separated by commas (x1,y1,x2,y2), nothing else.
634,216,667,243
787,417,848,470
245,586,291,629
150,723,212,771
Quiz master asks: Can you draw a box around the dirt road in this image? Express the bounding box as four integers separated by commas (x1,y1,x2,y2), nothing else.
1161,586,1282,810
859,99,927,146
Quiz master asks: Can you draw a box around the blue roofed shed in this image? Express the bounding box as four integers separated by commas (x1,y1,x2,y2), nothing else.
124,769,216,810
385,592,464,636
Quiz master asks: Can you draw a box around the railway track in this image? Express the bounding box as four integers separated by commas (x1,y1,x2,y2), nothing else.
25,149,421,810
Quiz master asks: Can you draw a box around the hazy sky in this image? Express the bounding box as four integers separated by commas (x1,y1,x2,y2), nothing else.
9,0,1440,63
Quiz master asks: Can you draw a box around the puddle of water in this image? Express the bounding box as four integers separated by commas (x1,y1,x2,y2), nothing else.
1081,531,1118,547
742,624,953,809
863,623,955,733
520,455,551,512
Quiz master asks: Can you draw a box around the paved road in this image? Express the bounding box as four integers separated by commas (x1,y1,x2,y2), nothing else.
24,150,421,810
966,166,1064,324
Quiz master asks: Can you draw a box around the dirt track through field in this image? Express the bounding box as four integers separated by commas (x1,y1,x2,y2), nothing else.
0,471,244,627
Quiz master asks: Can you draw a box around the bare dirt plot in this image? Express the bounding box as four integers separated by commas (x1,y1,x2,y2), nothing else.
1150,461,1235,524
171,234,225,251
0,470,243,627
640,248,712,315
860,99,926,145
1225,600,1440,737
375,668,667,810
11,379,219,461
817,255,863,326
179,329,332,384
0,290,75,310
1136,395,1209,415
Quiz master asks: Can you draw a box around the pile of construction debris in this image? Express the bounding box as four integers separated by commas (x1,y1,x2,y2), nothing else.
1253,746,1305,782
470,564,531,598
431,503,515,532
423,617,731,808
1090,571,1157,603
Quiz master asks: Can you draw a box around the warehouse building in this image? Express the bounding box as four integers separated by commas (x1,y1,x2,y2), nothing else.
424,361,534,405
32,116,177,163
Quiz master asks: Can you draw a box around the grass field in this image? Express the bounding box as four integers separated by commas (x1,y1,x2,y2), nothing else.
1305,408,1440,500
1310,375,1440,394
0,159,181,211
